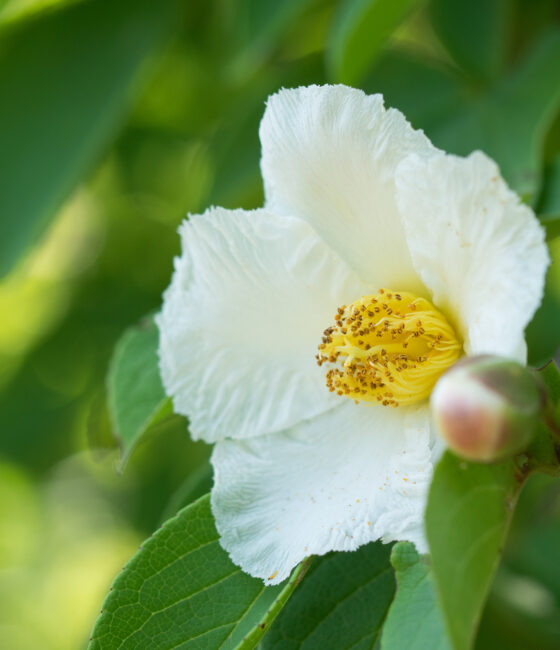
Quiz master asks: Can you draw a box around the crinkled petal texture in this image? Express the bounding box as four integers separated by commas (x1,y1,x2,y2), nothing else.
158,85,550,586
211,401,433,584
396,151,549,360
260,85,435,291
157,207,368,443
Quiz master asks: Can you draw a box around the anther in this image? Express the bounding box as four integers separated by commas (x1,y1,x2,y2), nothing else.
318,289,462,407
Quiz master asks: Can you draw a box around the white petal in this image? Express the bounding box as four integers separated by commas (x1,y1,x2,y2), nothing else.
211,401,433,584
156,207,367,443
260,85,436,290
396,151,549,360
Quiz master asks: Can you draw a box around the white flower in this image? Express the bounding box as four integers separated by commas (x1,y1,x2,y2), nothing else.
156,85,549,584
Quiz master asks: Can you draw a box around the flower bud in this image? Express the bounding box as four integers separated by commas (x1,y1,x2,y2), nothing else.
431,355,544,463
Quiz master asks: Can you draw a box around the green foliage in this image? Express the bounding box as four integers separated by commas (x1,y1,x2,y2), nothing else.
363,50,465,134
228,0,315,78
540,360,560,405
0,0,178,277
426,454,521,650
539,155,560,219
328,0,422,85
366,28,560,201
381,542,451,650
108,317,172,467
544,219,560,242
503,473,560,607
476,473,560,650
438,28,560,201
527,235,560,365
89,494,307,650
159,462,214,524
261,541,395,649
430,0,511,81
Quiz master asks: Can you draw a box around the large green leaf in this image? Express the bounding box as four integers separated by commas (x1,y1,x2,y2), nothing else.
477,473,560,649
543,218,560,242
381,542,451,650
260,541,395,649
526,235,560,366
430,0,512,81
327,0,422,85
500,472,560,606
539,360,560,405
539,154,560,220
89,494,307,649
0,0,178,277
0,0,82,24
475,566,560,650
209,51,327,209
108,317,172,467
426,454,522,650
227,0,315,79
365,29,560,200
159,461,213,524
431,29,560,201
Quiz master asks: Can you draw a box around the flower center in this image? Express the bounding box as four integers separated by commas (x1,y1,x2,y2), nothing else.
316,289,462,407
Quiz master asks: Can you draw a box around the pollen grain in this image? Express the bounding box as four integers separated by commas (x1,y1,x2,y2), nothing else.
316,290,462,407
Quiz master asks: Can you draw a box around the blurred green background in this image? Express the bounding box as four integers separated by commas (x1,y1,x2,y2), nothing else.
1,0,560,647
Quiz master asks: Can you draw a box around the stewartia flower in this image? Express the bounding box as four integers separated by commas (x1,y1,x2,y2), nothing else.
157,85,548,584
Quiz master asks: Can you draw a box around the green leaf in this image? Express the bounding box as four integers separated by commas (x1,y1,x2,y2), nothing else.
108,316,171,467
539,154,560,220
261,541,395,649
432,29,560,201
0,0,178,277
426,453,522,650
430,0,512,81
477,474,560,649
86,390,119,457
381,542,451,650
365,29,560,200
538,361,560,442
526,235,560,366
159,461,213,524
0,0,81,25
89,494,307,650
363,49,466,133
327,0,422,85
209,52,326,209
476,566,560,650
539,360,560,405
543,218,560,242
228,0,314,79
501,474,560,605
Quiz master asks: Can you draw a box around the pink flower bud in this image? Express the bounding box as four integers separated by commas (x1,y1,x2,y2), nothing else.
431,356,544,463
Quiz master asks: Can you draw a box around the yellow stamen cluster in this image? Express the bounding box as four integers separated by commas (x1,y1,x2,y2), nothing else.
316,289,462,407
